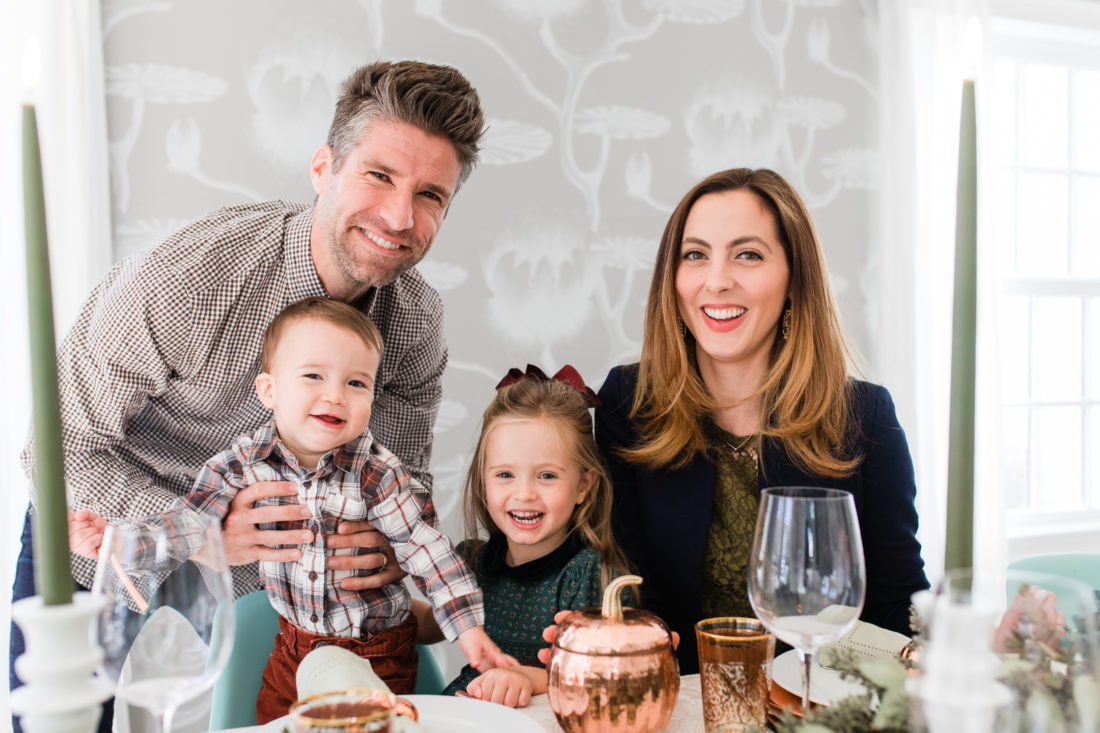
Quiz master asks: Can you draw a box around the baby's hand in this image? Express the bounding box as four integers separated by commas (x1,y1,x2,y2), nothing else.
457,626,517,672
68,509,107,559
464,667,534,708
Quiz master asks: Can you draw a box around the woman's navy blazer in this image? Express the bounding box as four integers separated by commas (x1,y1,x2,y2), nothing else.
595,363,930,674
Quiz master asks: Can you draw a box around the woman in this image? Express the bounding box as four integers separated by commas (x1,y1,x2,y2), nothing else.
596,168,929,674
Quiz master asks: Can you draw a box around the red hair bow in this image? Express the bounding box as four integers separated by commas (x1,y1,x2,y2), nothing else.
495,364,601,408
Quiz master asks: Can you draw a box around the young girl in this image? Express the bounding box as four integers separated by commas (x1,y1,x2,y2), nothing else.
415,364,626,708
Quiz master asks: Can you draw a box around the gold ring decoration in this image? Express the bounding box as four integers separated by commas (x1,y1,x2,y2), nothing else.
377,552,389,572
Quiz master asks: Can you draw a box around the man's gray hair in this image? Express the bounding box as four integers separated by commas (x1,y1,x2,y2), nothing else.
327,60,485,188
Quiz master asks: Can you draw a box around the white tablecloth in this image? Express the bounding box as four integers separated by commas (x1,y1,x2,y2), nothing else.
221,675,704,732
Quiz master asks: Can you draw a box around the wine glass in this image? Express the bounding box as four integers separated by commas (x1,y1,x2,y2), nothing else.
91,507,235,733
747,487,866,710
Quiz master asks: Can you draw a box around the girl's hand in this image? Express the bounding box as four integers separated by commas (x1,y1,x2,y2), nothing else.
537,609,681,665
68,509,107,559
457,626,518,671
463,667,535,708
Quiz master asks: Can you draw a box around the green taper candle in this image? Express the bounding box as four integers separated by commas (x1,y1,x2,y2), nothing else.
944,81,977,573
23,104,73,605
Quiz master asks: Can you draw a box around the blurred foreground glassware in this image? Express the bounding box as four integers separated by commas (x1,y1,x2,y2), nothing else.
91,508,234,733
915,567,1100,733
748,487,866,711
696,617,775,732
290,689,396,733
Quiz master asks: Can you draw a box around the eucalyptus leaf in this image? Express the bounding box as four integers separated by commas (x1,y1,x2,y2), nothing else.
858,657,908,690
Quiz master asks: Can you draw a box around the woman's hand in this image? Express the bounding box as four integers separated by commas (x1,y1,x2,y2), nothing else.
537,609,680,666
993,585,1067,654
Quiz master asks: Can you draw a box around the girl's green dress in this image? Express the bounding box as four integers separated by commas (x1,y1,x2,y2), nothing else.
441,533,603,695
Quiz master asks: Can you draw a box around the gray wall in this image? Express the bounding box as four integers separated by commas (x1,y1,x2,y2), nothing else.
102,0,880,674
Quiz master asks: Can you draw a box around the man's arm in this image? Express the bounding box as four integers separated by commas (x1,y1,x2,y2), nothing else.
24,254,191,521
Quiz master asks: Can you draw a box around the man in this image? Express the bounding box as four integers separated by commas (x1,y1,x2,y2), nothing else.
11,60,485,731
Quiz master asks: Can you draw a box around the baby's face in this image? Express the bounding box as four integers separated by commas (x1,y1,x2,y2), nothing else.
255,317,380,470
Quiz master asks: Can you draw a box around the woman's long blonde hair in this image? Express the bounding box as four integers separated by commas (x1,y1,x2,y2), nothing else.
624,168,859,477
464,372,627,587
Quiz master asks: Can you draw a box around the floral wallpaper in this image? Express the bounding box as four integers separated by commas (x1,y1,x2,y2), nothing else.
102,0,880,674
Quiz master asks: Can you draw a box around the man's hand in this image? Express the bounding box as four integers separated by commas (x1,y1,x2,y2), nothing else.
68,509,107,560
326,520,405,590
457,626,517,672
222,481,312,566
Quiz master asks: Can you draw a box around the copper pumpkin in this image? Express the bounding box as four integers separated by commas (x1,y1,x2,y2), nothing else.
547,575,680,733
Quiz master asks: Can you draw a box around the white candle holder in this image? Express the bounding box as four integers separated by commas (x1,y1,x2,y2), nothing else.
10,592,113,733
907,592,1012,732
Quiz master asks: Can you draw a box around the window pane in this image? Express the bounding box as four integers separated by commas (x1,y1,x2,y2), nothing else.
1072,175,1100,277
998,295,1030,403
1018,172,1068,277
1031,296,1081,402
1020,64,1068,168
992,61,1018,166
1090,298,1100,401
1091,406,1100,508
1002,406,1030,510
1075,70,1100,172
1033,405,1082,511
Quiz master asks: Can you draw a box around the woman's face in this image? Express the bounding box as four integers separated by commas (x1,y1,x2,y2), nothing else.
674,189,790,380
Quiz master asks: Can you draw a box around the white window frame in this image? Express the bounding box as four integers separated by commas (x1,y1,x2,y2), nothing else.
989,0,1100,551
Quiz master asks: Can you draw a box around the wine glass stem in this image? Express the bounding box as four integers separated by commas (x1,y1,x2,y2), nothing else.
158,703,177,733
797,648,813,711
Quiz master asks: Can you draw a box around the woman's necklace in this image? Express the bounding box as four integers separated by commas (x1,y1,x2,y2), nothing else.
720,433,756,456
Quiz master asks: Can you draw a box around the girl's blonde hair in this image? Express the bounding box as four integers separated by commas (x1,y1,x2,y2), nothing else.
463,371,627,588
625,168,859,477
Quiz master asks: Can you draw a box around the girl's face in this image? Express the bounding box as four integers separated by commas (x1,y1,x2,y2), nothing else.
674,189,790,383
482,416,594,566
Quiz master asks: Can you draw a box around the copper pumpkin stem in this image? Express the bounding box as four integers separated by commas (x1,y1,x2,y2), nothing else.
601,574,642,622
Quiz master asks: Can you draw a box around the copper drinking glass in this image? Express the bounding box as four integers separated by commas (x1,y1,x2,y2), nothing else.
289,688,396,733
696,617,776,733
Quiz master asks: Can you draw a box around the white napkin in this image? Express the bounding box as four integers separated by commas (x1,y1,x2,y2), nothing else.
114,607,212,733
295,646,426,733
819,620,911,668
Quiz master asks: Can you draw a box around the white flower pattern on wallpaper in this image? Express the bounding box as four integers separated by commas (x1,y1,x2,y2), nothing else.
479,119,553,166
483,226,598,365
417,261,468,292
166,118,263,202
114,218,189,260
642,0,746,24
106,63,227,212
245,46,359,169
101,0,170,37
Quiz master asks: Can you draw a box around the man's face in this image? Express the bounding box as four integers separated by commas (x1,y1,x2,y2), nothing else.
309,119,463,301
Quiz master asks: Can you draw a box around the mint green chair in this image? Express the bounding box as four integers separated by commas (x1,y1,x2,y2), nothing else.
1008,553,1100,591
1007,553,1100,619
208,591,446,730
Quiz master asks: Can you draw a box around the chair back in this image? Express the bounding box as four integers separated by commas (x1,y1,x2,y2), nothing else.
1009,553,1100,593
1007,553,1100,618
208,591,447,730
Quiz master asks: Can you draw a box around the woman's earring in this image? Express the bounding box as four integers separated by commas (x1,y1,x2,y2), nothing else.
678,317,687,337
781,307,792,340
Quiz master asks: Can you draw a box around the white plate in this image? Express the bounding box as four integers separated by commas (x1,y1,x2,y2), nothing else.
403,695,544,732
771,649,865,706
245,695,545,733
